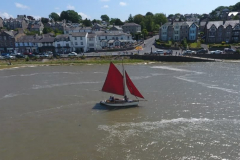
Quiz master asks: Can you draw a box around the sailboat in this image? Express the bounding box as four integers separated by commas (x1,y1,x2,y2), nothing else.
100,62,144,107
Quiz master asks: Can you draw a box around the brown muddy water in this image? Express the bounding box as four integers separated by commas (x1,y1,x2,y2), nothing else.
0,62,240,160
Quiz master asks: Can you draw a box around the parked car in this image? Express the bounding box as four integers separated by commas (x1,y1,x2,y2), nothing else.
224,48,236,54
4,55,15,59
39,53,49,58
165,50,173,55
183,50,193,55
15,54,25,58
153,50,164,55
197,49,208,54
53,53,61,57
68,52,77,57
211,50,223,54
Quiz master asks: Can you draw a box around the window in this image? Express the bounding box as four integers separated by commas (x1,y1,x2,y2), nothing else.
75,42,78,45
105,36,107,39
75,37,77,40
81,42,83,45
66,44,69,47
57,44,60,47
80,37,83,40
99,37,100,40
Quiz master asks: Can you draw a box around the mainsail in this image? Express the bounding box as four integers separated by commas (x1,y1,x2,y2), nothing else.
125,71,144,99
102,62,124,95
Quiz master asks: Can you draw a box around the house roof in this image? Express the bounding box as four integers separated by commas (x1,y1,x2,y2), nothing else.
88,33,96,38
39,37,55,43
223,20,240,28
65,26,92,31
123,23,140,27
228,12,239,17
206,21,224,29
71,32,87,37
95,31,131,36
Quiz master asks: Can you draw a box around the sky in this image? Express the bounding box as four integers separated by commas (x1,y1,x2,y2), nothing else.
0,0,240,21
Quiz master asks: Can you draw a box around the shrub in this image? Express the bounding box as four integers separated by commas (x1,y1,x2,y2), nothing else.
236,49,240,54
80,55,86,59
25,56,29,62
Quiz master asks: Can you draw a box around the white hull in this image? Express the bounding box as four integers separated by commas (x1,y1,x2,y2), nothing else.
100,100,139,107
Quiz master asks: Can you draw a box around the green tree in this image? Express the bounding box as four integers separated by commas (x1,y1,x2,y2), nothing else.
233,15,239,20
41,17,49,24
145,15,154,32
233,2,240,11
142,29,148,39
153,13,167,25
167,14,174,19
154,24,160,31
82,18,92,27
101,14,110,22
43,27,53,34
49,12,60,21
60,10,82,23
128,14,134,22
92,19,101,24
146,12,154,17
115,18,124,25
133,14,144,24
110,18,116,25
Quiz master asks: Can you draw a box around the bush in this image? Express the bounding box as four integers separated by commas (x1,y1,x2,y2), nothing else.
221,41,226,45
80,55,86,59
25,56,29,61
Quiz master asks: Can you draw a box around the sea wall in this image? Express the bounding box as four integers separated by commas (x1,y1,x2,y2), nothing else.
193,54,240,59
130,55,213,62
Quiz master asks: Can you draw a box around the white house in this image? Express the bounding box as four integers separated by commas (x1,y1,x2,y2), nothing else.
87,33,97,51
64,26,92,34
54,34,72,53
95,31,133,49
69,32,88,52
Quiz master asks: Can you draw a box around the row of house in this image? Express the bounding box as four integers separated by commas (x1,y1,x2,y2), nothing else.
204,20,240,43
0,29,134,54
159,22,199,42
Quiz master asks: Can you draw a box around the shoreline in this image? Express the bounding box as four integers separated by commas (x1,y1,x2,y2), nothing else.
0,57,150,70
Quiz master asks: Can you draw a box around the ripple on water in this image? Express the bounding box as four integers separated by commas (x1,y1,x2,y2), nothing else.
97,118,240,159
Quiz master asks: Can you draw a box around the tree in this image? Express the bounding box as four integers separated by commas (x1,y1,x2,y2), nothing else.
154,24,160,31
82,18,92,27
43,27,53,34
133,14,144,24
233,2,240,11
101,14,110,22
153,13,167,25
49,12,60,21
128,14,134,22
110,18,116,25
233,15,239,20
114,18,124,25
145,15,154,32
92,19,101,24
60,10,82,23
142,29,148,39
167,14,174,19
41,17,49,24
146,12,154,17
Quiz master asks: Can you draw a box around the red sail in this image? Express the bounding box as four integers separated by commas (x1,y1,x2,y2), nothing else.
102,62,124,95
125,71,144,99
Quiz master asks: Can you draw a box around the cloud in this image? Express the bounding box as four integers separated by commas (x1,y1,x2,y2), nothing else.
103,5,109,8
119,2,127,6
15,2,29,9
78,12,91,19
0,12,13,19
67,5,75,10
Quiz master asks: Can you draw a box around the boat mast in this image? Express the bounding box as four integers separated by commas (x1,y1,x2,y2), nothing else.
122,59,126,97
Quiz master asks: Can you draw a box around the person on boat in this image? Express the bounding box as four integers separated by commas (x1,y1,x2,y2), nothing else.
124,95,128,102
